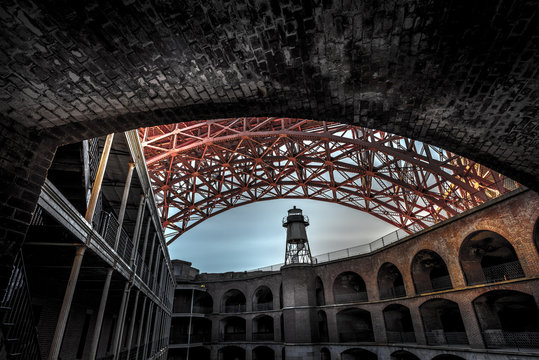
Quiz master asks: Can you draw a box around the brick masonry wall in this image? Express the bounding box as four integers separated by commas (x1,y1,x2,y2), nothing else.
177,190,539,358
0,0,537,189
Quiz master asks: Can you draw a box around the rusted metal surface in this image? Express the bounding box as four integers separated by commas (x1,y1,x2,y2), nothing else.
140,118,519,245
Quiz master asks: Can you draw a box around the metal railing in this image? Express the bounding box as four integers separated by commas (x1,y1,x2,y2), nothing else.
251,228,410,271
224,304,246,313
415,275,453,294
379,285,406,300
425,331,469,345
253,302,273,311
334,292,368,304
338,330,375,342
483,330,539,349
222,332,246,341
253,331,274,341
386,331,416,343
192,305,213,314
0,251,41,360
482,261,525,283
98,211,134,263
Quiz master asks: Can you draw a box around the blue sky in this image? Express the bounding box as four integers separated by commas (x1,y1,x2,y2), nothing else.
167,199,397,273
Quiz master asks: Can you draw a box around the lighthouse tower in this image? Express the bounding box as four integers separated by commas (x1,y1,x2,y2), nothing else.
282,206,313,265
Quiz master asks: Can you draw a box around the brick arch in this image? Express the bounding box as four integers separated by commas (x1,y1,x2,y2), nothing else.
410,249,453,294
458,229,525,286
1,0,539,300
1,0,537,187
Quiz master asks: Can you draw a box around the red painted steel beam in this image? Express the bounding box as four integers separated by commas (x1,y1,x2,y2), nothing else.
140,118,519,244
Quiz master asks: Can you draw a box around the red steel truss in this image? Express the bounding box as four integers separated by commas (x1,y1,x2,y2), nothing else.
140,118,518,245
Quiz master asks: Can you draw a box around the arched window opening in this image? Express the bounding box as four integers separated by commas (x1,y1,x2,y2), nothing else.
219,346,245,360
222,289,246,313
420,299,468,346
473,290,539,348
253,286,273,311
220,316,246,342
253,346,275,360
390,350,420,360
318,310,329,342
194,291,213,314
320,347,330,360
315,276,325,306
383,304,416,343
378,263,406,300
336,308,374,343
459,230,524,285
333,272,368,304
253,315,274,341
341,348,377,360
411,250,452,294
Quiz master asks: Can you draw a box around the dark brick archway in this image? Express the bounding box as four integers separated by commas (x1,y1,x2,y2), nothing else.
0,0,538,303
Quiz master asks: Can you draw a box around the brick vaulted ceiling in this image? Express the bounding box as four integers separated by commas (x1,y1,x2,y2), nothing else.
0,0,538,187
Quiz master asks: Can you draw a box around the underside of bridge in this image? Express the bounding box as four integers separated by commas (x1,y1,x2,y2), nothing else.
140,118,518,243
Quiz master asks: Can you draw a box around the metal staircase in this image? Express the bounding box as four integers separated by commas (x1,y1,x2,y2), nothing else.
1,251,41,359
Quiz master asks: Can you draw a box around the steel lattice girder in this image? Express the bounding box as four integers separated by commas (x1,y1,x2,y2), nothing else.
139,118,518,245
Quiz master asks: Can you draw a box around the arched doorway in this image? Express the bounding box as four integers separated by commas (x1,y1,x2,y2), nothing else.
253,315,274,341
336,308,374,342
318,310,329,342
378,263,406,299
383,304,416,343
320,347,330,360
420,299,468,345
411,250,452,293
253,286,273,311
315,276,325,306
222,289,246,313
473,290,539,348
459,230,524,285
333,271,368,303
220,316,246,341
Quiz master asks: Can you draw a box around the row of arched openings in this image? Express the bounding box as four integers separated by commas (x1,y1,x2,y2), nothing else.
321,230,526,304
173,231,527,315
172,290,539,349
322,290,539,348
173,347,469,360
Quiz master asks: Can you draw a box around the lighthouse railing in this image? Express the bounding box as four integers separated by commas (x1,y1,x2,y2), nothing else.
249,227,410,271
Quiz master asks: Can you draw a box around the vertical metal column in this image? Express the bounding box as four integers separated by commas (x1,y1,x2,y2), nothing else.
134,297,148,359
142,303,155,359
111,282,130,359
86,134,115,223
114,162,135,250
130,194,146,266
186,288,194,360
125,290,140,359
88,267,113,359
47,246,86,360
